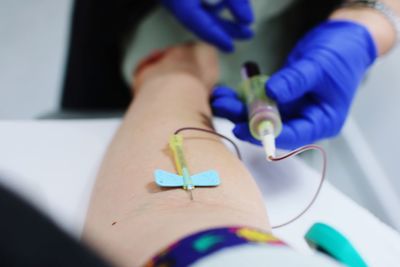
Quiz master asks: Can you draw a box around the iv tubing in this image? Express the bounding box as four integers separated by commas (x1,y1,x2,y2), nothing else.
174,127,327,229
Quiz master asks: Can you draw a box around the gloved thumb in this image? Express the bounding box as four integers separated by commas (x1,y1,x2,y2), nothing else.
266,58,321,104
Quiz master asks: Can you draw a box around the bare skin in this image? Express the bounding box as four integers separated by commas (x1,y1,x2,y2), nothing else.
331,0,400,55
83,44,270,267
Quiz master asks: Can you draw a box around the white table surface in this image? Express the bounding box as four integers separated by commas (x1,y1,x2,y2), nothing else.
0,118,399,266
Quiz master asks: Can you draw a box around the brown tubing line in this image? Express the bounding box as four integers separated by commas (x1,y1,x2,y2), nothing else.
174,127,327,229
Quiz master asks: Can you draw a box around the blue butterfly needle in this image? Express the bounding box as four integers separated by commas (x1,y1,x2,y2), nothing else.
154,134,220,200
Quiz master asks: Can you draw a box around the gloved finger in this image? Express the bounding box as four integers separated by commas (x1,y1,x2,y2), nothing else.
232,122,262,145
275,121,315,150
215,16,253,39
277,95,314,120
225,0,254,24
164,0,234,51
211,85,240,100
275,103,339,150
211,96,248,122
266,58,322,104
188,8,234,51
202,0,225,13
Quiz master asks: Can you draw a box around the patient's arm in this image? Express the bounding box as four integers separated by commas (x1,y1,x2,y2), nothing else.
83,44,270,267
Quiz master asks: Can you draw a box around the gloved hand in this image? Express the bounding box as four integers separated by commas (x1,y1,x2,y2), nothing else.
211,20,377,149
161,0,254,52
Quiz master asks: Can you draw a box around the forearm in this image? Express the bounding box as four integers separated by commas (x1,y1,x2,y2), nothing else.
330,0,400,55
83,73,269,266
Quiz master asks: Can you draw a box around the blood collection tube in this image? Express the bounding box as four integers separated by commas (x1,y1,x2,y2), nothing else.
239,62,282,159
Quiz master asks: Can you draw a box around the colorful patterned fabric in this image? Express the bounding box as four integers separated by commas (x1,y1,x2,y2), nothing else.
144,226,287,267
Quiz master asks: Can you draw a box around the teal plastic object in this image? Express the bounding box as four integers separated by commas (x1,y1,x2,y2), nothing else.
305,223,368,267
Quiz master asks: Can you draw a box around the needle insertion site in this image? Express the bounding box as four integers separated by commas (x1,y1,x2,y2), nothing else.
154,134,221,200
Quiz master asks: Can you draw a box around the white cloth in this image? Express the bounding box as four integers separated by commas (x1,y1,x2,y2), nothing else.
192,244,341,267
0,119,399,266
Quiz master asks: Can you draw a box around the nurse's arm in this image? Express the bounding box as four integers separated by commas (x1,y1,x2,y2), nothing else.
330,0,400,55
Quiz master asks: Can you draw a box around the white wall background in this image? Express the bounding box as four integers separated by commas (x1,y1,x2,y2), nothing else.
354,48,400,192
315,47,400,230
0,0,400,229
0,0,72,118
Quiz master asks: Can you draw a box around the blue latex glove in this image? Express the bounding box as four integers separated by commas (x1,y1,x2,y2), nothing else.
161,0,254,52
211,20,377,149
